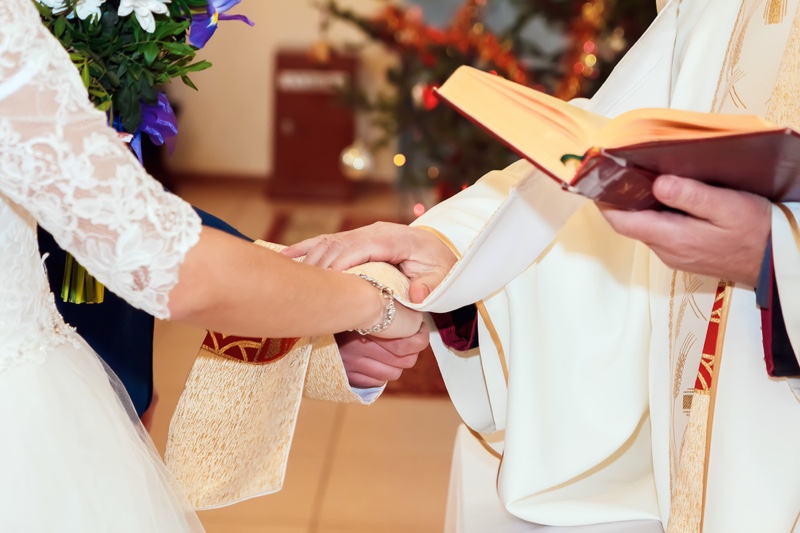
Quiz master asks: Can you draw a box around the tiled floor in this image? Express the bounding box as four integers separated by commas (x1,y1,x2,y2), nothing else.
148,180,462,533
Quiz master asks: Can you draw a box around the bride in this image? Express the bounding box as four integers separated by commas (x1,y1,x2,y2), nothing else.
0,0,421,531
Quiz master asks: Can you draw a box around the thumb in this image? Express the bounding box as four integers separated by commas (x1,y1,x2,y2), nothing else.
409,279,432,304
653,175,716,219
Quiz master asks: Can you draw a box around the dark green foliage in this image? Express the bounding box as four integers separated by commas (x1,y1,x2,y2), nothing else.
36,0,211,132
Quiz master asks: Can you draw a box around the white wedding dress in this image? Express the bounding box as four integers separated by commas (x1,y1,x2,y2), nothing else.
0,0,204,530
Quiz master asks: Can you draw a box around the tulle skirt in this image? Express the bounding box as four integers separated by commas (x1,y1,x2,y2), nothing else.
0,335,204,532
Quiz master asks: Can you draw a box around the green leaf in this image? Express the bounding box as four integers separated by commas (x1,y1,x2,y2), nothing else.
34,2,51,18
183,60,212,73
54,16,67,38
181,75,198,90
80,65,91,89
142,42,160,66
140,83,158,102
88,63,105,79
105,69,120,86
172,20,191,35
96,99,112,112
162,42,193,55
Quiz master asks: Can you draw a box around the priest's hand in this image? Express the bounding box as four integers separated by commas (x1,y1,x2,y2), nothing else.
335,323,430,388
282,222,457,304
598,174,771,286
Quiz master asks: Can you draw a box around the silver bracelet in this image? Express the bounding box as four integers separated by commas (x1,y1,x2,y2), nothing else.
352,274,396,336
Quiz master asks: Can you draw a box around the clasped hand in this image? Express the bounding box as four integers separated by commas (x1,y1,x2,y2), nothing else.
283,222,458,303
283,222,458,388
284,175,770,388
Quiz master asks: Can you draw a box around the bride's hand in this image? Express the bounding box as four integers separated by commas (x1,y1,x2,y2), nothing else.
347,275,422,339
283,222,456,303
369,299,422,340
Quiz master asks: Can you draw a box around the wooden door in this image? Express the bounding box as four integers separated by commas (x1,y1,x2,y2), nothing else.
270,51,357,199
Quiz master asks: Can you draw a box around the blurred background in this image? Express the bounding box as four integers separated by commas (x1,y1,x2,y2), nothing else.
146,1,657,531
158,0,655,206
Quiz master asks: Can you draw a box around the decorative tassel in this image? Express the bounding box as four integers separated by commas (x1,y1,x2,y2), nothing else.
61,253,105,304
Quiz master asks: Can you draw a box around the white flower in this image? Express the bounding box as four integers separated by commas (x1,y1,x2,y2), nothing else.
36,0,69,14
118,0,171,33
75,0,106,21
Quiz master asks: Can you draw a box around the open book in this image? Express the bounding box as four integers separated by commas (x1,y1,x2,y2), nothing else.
436,66,800,210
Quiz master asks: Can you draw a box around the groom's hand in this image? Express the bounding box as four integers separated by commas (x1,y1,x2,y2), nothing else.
335,323,430,388
282,222,457,303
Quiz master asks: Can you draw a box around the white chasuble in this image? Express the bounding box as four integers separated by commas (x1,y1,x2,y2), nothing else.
413,0,800,531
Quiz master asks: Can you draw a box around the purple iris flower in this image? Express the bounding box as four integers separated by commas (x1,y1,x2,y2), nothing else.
139,92,179,156
189,0,254,49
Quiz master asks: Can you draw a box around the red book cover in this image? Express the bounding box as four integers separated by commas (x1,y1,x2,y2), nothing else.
573,129,800,210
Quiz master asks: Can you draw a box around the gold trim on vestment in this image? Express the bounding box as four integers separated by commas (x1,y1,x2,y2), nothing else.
766,0,789,24
475,301,510,385
415,225,463,260
668,281,733,533
776,203,800,252
468,426,503,459
416,225,509,385
699,282,734,531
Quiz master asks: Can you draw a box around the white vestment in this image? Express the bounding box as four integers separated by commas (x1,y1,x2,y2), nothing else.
410,0,800,530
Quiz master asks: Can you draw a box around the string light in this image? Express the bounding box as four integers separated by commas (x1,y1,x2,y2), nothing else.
555,0,611,100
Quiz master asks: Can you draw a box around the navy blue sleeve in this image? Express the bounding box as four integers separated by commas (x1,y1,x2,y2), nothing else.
39,206,253,416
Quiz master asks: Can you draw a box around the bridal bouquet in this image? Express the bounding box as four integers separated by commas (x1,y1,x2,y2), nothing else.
33,0,252,303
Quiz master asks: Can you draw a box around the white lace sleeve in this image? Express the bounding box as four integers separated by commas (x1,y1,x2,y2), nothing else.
0,0,202,319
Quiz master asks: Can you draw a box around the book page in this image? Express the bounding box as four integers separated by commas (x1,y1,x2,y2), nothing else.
438,67,782,187
436,66,610,182
597,107,777,147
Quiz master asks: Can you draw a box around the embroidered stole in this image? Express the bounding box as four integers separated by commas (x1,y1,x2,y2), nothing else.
668,0,800,529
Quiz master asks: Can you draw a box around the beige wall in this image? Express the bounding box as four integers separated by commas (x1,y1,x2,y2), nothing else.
167,0,396,180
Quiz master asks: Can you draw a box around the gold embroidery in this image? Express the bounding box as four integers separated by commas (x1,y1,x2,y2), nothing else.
683,392,693,411
766,0,788,24
699,282,734,531
669,282,733,532
696,353,715,391
674,333,697,399
671,273,704,399
669,270,677,386
712,1,758,112
766,0,800,127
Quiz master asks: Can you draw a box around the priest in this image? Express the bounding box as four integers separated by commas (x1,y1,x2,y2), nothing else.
285,0,800,531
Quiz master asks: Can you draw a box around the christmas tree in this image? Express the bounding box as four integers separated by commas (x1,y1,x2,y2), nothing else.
323,0,656,201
